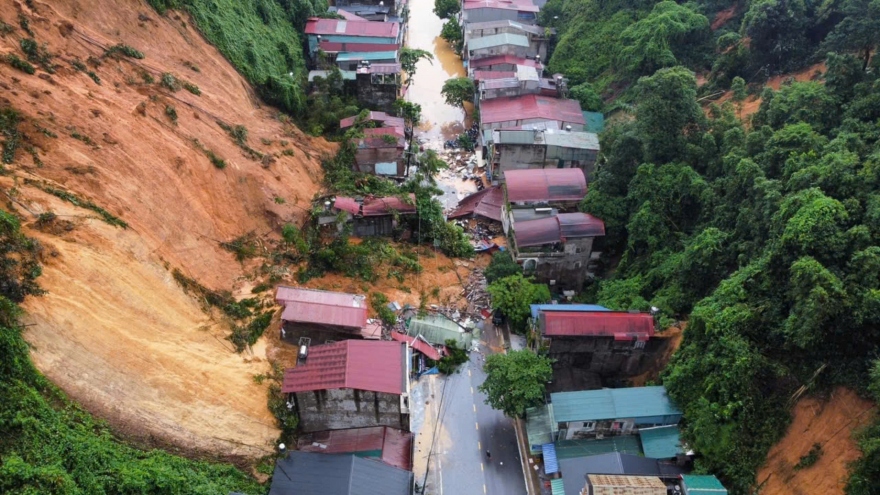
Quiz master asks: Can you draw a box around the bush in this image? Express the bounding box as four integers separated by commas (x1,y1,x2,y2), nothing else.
438,339,468,374
370,292,397,325
104,43,145,59
6,54,35,75
485,252,521,284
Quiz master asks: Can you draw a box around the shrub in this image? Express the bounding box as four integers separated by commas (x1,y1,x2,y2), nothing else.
160,72,179,91
165,104,178,123
6,54,35,75
183,81,201,95
437,339,468,374
104,43,145,59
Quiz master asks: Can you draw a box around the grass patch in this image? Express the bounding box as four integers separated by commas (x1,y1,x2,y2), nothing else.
70,130,96,147
141,71,155,84
19,38,54,74
104,43,145,60
794,443,823,470
217,121,262,160
281,148,295,156
23,179,128,228
165,104,178,123
183,81,201,95
6,54,35,75
1,107,23,164
18,13,34,37
191,138,227,169
160,72,179,91
221,233,260,261
0,20,13,37
370,292,397,326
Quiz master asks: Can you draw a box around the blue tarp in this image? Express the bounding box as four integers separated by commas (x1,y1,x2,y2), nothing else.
542,443,559,475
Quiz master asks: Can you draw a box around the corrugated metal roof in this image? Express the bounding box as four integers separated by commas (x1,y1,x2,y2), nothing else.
463,0,540,12
511,207,559,223
448,186,503,221
583,111,605,133
473,70,516,81
587,474,666,495
469,32,530,51
282,340,405,395
480,95,585,125
542,443,559,475
558,212,606,237
334,9,369,21
470,54,543,69
466,19,546,35
336,51,398,62
681,475,728,494
480,77,521,90
309,69,357,81
526,404,556,453
494,129,599,150
639,425,682,459
269,451,412,495
514,216,561,246
407,315,473,348
297,426,413,471
516,64,540,81
319,41,400,53
564,452,683,477
542,130,600,150
390,331,442,361
505,168,587,203
549,479,565,495
550,386,682,423
339,111,405,130
276,286,368,328
556,436,643,460
305,18,400,38
530,303,609,319
358,63,401,74
540,311,653,340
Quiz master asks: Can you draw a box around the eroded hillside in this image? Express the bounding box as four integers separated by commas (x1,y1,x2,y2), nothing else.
1,0,333,460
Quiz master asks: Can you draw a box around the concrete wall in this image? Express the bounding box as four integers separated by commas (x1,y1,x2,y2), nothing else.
334,0,397,9
469,44,530,61
465,28,547,59
352,215,395,236
354,147,405,175
294,388,409,432
463,9,537,24
356,73,399,113
517,237,594,290
281,321,364,346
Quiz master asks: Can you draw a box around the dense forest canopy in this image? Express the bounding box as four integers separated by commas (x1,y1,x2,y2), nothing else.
563,23,880,495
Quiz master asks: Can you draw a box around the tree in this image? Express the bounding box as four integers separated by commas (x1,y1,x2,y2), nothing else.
433,0,460,19
441,77,475,111
741,0,810,72
485,252,521,284
393,99,422,138
615,1,711,77
634,66,706,164
399,48,434,81
487,274,551,331
731,77,747,102
570,82,603,112
822,0,880,70
478,350,553,418
440,18,464,54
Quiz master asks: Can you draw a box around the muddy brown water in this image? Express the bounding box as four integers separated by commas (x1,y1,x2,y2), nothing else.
405,0,469,144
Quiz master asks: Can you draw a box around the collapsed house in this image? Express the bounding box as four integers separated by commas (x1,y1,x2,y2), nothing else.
317,194,417,237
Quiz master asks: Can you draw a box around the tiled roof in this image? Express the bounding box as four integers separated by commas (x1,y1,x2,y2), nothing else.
276,286,368,329
550,386,682,423
282,340,405,394
390,331,443,361
305,18,400,38
505,168,587,203
540,311,654,341
587,474,667,495
480,94,585,125
297,426,413,471
447,186,504,221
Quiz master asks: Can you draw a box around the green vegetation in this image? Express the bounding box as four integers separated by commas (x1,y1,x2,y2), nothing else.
438,339,469,374
191,138,227,169
145,0,326,116
440,17,464,54
165,104,178,123
71,59,101,85
5,54,35,75
104,43,145,59
0,211,261,494
160,72,179,91
370,292,397,325
580,53,880,492
794,443,823,470
0,20,13,37
440,77,475,111
217,121,263,159
487,274,551,333
18,13,34,37
24,179,128,228
1,107,23,165
433,0,460,19
183,81,201,95
485,251,521,284
846,359,880,494
479,350,553,418
19,38,54,73
221,233,260,261
399,47,434,79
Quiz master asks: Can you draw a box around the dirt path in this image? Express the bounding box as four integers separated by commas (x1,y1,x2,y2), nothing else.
757,388,875,495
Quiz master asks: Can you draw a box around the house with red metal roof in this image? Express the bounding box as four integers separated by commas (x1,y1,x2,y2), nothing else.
462,0,539,25
275,286,370,343
447,186,504,223
283,340,411,432
528,308,677,391
297,426,414,471
479,94,586,132
317,194,417,237
488,126,600,179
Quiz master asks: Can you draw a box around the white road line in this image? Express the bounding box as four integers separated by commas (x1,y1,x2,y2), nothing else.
475,422,479,431
483,484,487,494
473,404,476,413
470,386,474,394
478,441,481,450
480,462,484,472
468,369,471,377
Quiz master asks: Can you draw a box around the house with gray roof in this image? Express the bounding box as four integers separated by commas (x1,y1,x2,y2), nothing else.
269,451,413,495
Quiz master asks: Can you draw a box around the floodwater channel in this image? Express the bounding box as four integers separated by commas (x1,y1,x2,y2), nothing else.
405,0,468,146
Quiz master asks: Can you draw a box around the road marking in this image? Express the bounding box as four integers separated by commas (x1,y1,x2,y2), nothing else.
468,369,471,377
483,484,487,494
475,422,479,431
470,386,474,395
473,404,476,413
478,441,481,450
480,462,484,472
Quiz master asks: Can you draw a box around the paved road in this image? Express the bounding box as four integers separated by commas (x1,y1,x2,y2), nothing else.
424,324,527,495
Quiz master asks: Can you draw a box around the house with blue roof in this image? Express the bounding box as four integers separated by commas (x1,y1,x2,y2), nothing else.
550,386,682,441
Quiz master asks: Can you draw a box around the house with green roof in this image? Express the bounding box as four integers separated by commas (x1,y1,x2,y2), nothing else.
681,474,728,494
639,425,684,459
550,386,682,441
406,315,474,349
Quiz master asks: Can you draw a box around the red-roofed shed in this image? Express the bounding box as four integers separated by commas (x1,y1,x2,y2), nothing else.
276,286,368,330
390,331,443,361
297,426,414,471
448,187,504,222
480,94,585,130
540,311,655,341
305,18,400,39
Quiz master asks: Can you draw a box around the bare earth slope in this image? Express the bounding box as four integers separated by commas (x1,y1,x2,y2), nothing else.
1,0,332,460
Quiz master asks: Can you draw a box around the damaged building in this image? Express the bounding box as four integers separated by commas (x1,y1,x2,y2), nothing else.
275,286,374,344
317,194,417,237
